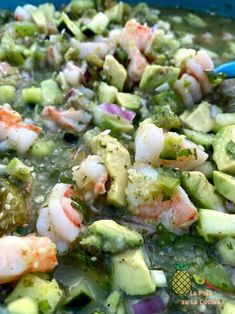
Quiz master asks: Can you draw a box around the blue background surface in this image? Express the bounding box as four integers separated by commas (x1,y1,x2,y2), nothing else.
1,0,235,17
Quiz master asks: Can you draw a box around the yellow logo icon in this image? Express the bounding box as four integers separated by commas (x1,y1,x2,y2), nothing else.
172,262,192,295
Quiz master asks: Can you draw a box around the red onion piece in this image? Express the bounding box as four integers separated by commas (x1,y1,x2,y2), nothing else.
132,295,166,314
100,103,136,122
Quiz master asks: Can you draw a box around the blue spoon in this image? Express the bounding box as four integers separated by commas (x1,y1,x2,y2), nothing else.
215,61,235,79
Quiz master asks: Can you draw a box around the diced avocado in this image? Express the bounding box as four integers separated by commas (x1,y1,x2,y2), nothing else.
221,302,235,314
197,209,235,241
214,113,235,131
213,171,235,203
41,79,63,106
0,85,15,104
184,13,207,28
22,87,42,104
60,12,84,40
6,274,63,314
63,279,94,308
139,65,180,92
150,105,180,130
105,2,124,23
181,171,224,211
90,133,131,207
116,92,141,111
153,89,184,114
92,105,134,136
105,291,125,314
80,220,143,254
14,22,38,37
82,12,109,35
180,102,217,133
30,139,53,159
112,249,156,296
68,0,95,16
103,55,127,91
31,9,47,34
98,82,118,104
213,125,235,174
180,128,214,146
7,297,38,314
217,237,235,266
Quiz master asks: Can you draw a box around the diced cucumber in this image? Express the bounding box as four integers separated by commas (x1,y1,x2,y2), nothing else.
180,128,214,146
217,237,235,266
22,87,42,104
105,2,124,23
0,85,15,104
194,161,216,180
6,157,33,182
7,297,38,314
41,79,63,106
82,12,109,35
31,9,47,34
214,113,235,131
30,140,53,159
197,209,235,241
60,12,84,40
14,22,38,37
63,279,94,308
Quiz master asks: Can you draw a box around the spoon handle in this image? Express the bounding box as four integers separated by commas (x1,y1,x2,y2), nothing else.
215,61,235,79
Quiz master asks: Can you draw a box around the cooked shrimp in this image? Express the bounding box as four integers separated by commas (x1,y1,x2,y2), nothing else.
47,183,83,243
195,50,214,71
119,19,152,54
36,207,70,254
42,106,92,132
135,123,165,165
159,132,208,170
78,42,113,59
72,155,108,203
128,48,148,82
174,73,202,107
63,61,83,86
186,58,212,94
47,44,62,66
14,4,36,21
126,163,197,233
0,105,41,154
0,235,57,284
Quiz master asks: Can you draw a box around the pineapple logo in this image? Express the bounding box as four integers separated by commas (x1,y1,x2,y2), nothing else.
172,261,192,295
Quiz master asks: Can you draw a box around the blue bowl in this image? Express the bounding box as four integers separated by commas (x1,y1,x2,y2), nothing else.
1,0,235,17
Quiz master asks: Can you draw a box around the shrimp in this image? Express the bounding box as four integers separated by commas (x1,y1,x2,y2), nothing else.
118,20,151,81
135,123,165,165
42,106,92,132
159,132,208,170
78,42,113,59
186,58,212,94
0,105,41,154
128,48,148,82
174,73,202,107
119,19,152,55
37,183,83,251
72,155,108,203
63,61,83,86
0,235,57,284
126,163,197,233
14,5,36,21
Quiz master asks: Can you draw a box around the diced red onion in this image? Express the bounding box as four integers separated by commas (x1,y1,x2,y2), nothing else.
83,68,92,84
132,295,166,314
100,103,136,122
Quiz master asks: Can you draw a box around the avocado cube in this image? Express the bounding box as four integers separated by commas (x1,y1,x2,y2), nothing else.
139,65,180,92
6,274,63,314
7,297,38,314
213,171,235,203
197,209,235,241
90,133,131,207
31,9,47,34
112,249,156,296
221,302,235,314
217,237,235,267
181,171,224,211
116,92,141,111
81,220,143,253
98,82,118,104
41,79,63,106
213,125,235,174
180,101,216,133
103,55,127,91
214,113,235,131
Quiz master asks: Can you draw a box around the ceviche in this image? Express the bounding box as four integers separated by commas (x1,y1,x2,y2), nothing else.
1,1,235,313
